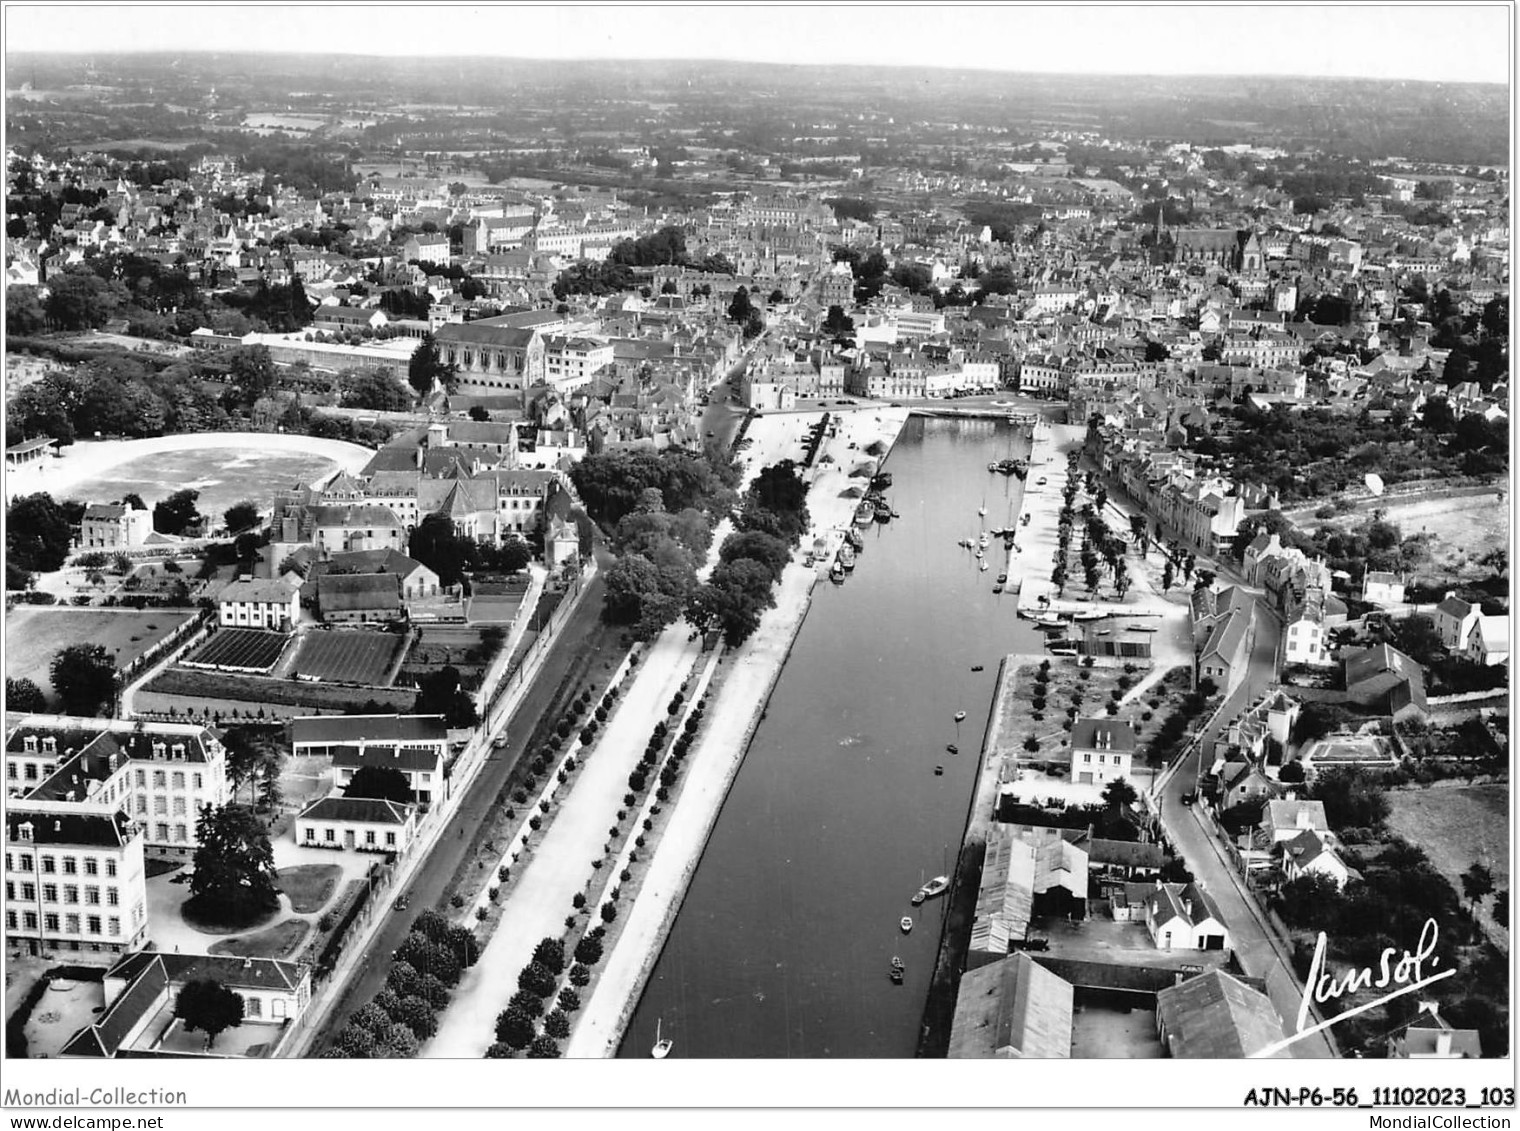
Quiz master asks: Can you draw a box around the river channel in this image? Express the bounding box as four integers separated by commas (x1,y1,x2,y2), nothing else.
619,415,1044,1058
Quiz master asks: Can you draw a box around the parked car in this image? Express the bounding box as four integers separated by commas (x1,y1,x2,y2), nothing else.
1180,793,1196,808
393,893,410,911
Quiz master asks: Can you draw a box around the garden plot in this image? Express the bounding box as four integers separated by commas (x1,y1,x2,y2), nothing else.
290,629,407,685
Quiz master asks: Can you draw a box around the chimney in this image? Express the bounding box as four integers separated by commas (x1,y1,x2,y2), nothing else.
54,820,61,832
1182,899,1193,920
1435,1030,1453,1057
1297,808,1312,829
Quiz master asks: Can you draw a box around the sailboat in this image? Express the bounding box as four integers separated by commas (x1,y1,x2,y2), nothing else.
651,1018,673,1059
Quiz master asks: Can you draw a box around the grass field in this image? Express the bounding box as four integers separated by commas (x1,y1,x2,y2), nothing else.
64,448,341,522
209,918,311,961
183,629,292,673
144,667,415,713
1385,783,1510,892
5,607,194,704
291,630,406,685
277,865,343,914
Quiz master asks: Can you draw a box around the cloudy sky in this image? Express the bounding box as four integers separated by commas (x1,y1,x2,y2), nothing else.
4,4,1511,84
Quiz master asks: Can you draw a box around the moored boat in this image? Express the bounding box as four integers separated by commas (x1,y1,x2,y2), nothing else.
900,917,913,934
874,499,892,522
917,875,950,902
839,544,856,571
954,710,967,722
946,744,958,755
830,560,845,583
652,1019,673,1059
854,501,876,527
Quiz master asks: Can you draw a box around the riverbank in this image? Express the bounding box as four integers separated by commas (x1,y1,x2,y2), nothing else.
917,645,1029,1056
569,406,912,1057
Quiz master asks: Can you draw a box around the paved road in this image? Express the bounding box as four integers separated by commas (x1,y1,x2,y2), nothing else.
1154,603,1338,1058
303,553,612,1055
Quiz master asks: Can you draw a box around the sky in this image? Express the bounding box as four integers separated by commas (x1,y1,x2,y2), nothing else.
2,3,1512,85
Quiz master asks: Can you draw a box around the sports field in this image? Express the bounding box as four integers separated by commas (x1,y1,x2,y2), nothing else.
64,449,341,521
5,607,195,705
290,630,406,685
183,629,292,673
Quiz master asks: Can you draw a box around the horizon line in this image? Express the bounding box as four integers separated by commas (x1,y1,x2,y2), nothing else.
1,49,1508,89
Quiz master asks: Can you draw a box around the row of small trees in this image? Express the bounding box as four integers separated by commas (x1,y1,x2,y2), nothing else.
323,910,480,1057
498,671,630,881
494,672,710,1057
489,934,593,1057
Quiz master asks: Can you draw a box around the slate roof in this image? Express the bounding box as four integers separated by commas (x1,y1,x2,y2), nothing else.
1087,838,1163,869
62,958,168,1058
330,743,442,773
317,572,401,611
106,949,308,992
1156,969,1289,1058
6,806,136,848
325,548,430,577
290,713,448,747
219,578,298,605
1069,718,1137,754
298,795,411,825
1146,881,1228,929
435,322,540,350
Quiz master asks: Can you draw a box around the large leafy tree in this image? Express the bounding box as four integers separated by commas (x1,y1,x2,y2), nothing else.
43,268,128,331
7,493,75,574
5,678,47,713
339,367,412,412
408,513,477,587
345,764,413,804
189,803,281,928
225,345,279,406
224,500,260,533
220,726,282,804
173,979,246,1048
153,488,201,536
687,558,778,647
50,644,116,716
414,665,478,729
407,332,458,397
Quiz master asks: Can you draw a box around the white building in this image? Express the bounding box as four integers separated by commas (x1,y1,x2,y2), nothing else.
80,504,151,550
6,716,232,859
295,795,416,855
217,578,299,630
1142,881,1231,951
1464,615,1510,667
4,802,148,957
